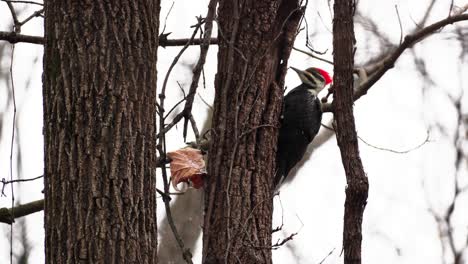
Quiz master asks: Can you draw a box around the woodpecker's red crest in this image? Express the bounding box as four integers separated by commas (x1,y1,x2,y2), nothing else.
311,68,332,85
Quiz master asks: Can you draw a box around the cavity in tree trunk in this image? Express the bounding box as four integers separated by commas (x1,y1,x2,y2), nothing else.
203,1,302,263
43,1,160,263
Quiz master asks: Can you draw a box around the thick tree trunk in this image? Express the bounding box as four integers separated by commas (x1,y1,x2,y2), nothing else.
332,1,369,264
203,1,302,263
43,1,159,263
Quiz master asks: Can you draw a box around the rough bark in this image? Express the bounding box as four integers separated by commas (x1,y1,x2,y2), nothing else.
203,1,302,263
43,1,159,263
332,1,369,264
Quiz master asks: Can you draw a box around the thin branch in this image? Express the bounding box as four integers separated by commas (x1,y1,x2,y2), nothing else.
293,47,334,65
271,193,284,233
322,13,468,112
358,131,431,154
17,8,43,27
0,30,218,47
318,248,336,264
162,81,187,120
419,0,437,28
358,133,430,154
160,37,218,47
1,175,43,196
322,124,431,154
5,1,20,33
157,17,206,138
157,2,218,140
159,16,205,120
160,1,175,35
8,39,17,264
271,233,298,250
180,4,217,142
189,114,201,143
0,31,43,44
394,5,403,45
0,199,44,224
197,93,213,110
252,232,298,250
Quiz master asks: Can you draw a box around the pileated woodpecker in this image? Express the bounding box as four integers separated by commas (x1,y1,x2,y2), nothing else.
275,67,332,187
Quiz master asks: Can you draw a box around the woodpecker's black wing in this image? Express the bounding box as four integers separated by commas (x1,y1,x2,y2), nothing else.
275,85,322,186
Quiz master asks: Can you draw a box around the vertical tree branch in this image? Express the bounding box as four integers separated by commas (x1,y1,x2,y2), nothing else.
203,0,303,263
332,1,369,264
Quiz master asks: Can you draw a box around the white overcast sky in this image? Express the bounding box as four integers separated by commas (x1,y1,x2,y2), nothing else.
0,0,467,263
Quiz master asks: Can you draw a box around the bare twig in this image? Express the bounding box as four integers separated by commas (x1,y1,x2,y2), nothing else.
271,232,298,250
197,93,213,110
0,31,43,44
1,175,43,196
189,114,201,143
0,30,218,47
322,124,431,154
162,81,188,119
17,8,43,27
394,5,403,45
160,1,175,35
419,0,436,28
358,131,431,154
318,248,336,264
180,6,217,142
157,2,218,141
160,17,204,105
5,1,20,33
0,200,44,224
160,37,218,47
8,39,17,264
251,231,298,250
293,47,334,65
272,192,284,233
322,13,468,113
158,16,205,135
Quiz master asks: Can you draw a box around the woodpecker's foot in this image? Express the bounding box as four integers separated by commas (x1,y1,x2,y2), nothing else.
321,87,334,103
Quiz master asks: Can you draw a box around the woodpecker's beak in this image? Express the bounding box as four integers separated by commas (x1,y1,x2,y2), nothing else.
290,66,306,82
290,67,302,74
290,66,311,87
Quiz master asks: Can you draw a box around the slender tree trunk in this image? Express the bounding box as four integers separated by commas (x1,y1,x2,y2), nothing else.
203,1,302,263
43,1,160,263
332,1,369,264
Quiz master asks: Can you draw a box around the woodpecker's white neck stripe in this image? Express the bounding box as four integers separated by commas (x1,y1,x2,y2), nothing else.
307,88,319,97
